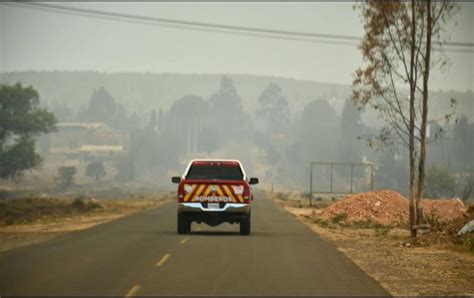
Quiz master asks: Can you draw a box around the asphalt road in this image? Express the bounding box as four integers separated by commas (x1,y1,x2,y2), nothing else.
0,190,389,296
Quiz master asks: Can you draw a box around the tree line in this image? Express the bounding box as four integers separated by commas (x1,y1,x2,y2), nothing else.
1,73,472,202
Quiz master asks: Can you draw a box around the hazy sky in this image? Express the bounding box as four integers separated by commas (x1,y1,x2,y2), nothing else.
1,2,473,91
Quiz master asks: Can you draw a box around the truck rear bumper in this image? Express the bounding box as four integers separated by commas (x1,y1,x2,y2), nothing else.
177,202,250,214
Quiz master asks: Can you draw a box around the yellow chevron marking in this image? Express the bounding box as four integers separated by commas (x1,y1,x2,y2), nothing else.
215,185,226,197
203,185,213,196
191,184,206,202
222,185,237,203
183,184,196,202
188,184,243,203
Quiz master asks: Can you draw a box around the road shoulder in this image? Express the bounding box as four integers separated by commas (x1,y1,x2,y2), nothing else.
270,192,474,296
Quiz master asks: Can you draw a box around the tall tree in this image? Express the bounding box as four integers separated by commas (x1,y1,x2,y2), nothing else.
166,95,207,157
353,2,420,235
416,0,458,226
208,76,246,141
288,100,340,168
84,86,117,123
340,98,366,161
0,83,56,180
80,86,135,131
450,116,474,172
256,83,290,135
353,1,457,236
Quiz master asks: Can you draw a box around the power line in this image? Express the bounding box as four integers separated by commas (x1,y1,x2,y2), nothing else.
11,2,363,41
1,2,361,47
1,2,360,47
2,2,474,53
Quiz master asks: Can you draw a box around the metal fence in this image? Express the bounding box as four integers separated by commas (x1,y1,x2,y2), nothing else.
309,161,374,206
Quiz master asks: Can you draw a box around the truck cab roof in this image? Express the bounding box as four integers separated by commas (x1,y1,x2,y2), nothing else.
182,159,247,180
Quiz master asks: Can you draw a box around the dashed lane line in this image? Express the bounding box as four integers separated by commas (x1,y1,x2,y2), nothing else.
155,253,171,267
125,285,141,297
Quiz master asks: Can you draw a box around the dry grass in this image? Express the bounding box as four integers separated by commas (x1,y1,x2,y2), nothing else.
0,193,173,252
270,190,474,296
306,223,474,296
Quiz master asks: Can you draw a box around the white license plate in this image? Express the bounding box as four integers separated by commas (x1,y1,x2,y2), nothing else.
208,203,220,210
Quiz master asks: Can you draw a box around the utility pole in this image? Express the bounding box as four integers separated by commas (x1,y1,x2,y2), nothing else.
309,163,313,207
193,118,198,154
187,120,191,158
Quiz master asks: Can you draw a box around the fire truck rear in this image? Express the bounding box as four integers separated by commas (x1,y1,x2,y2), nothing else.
171,159,259,235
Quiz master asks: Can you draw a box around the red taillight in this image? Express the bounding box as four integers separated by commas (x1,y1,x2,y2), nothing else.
177,183,184,202
243,183,251,203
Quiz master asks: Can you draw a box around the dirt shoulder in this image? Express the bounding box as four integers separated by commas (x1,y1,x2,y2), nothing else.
0,193,173,252
269,190,474,296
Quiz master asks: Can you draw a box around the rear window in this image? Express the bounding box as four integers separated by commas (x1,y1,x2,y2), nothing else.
186,163,243,180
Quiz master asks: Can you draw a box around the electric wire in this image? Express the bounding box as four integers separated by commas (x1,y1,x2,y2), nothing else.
2,2,473,53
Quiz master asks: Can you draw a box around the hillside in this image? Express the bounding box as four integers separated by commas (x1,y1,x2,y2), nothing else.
0,71,471,122
0,71,350,114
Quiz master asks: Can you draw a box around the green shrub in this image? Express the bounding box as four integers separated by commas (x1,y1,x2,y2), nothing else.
86,161,106,182
312,217,329,227
424,212,443,231
468,236,474,253
461,175,473,203
331,213,348,224
71,198,86,210
425,165,455,198
5,216,15,226
86,200,102,210
75,193,87,201
54,166,77,191
276,192,289,201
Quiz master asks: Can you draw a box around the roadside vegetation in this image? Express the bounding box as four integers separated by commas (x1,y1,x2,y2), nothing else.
0,192,172,227
0,190,174,252
0,197,100,226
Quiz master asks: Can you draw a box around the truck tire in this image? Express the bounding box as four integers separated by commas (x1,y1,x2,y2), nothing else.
240,216,251,235
177,213,190,234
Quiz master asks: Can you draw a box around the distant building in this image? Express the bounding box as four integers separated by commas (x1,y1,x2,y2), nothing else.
49,147,82,160
80,145,124,162
49,122,125,162
55,122,106,131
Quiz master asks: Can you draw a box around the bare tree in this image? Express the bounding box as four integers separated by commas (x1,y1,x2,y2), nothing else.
353,0,457,236
416,0,458,226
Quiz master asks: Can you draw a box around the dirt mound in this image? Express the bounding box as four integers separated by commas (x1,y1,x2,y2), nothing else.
423,198,467,222
415,204,474,247
431,204,474,235
319,190,409,226
318,190,467,226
